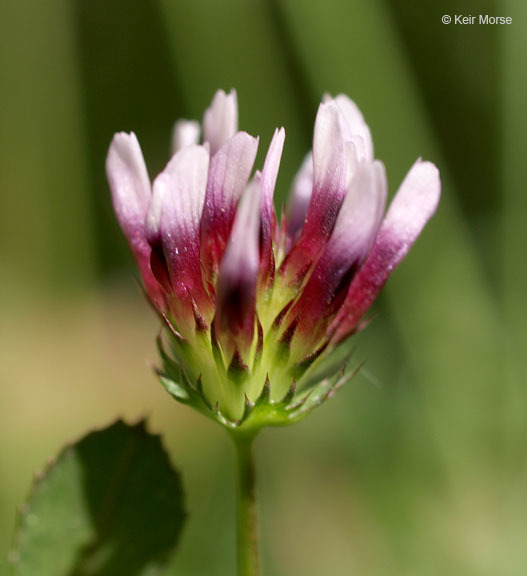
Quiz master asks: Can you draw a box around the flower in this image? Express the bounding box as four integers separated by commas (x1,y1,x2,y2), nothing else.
106,89,440,431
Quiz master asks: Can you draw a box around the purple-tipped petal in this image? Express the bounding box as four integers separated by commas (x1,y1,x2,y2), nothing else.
281,102,354,282
171,119,201,155
284,161,387,353
200,132,259,286
286,153,313,247
106,132,164,304
331,159,441,342
215,176,261,359
259,127,285,287
156,145,212,326
202,89,238,156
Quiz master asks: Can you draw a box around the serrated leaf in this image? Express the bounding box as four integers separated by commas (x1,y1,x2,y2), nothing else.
9,420,185,576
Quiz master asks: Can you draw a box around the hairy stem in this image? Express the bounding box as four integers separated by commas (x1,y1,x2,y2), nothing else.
234,434,259,576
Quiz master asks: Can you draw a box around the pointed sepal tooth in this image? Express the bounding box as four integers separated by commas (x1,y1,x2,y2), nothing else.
279,316,298,346
252,316,264,372
242,394,255,422
279,380,297,406
333,360,364,394
192,373,203,393
276,316,298,364
256,375,272,406
156,335,182,381
191,298,208,332
210,324,226,374
161,312,186,344
177,362,200,398
290,339,330,380
227,350,250,384
196,374,204,396
271,299,295,331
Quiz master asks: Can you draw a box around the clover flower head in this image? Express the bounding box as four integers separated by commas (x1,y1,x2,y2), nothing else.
107,89,440,432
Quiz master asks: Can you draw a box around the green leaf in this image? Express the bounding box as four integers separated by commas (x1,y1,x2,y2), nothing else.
9,420,186,576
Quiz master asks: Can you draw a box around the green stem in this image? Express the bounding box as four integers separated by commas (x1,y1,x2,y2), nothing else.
234,434,260,576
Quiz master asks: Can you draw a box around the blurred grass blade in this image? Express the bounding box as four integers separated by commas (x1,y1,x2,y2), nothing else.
502,0,527,458
0,0,94,298
502,0,527,572
9,420,185,576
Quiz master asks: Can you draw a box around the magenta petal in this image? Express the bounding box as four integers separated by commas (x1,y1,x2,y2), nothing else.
202,89,238,156
106,132,164,305
156,145,211,326
331,159,441,341
215,176,261,359
284,161,387,352
260,127,285,287
200,132,259,285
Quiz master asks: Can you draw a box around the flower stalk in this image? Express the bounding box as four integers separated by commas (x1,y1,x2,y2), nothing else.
234,433,259,576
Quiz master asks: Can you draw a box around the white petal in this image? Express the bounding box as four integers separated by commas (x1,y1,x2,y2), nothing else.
202,89,238,155
171,119,201,155
328,160,387,265
312,101,347,192
260,127,285,282
219,176,261,290
157,145,210,245
261,127,285,216
382,159,440,249
145,183,165,245
324,93,374,162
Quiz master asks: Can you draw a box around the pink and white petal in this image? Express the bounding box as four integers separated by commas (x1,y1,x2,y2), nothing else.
331,159,441,342
323,160,387,269
312,101,347,195
260,127,285,286
157,145,212,324
171,119,201,155
280,102,352,282
200,131,259,283
327,93,374,162
106,132,164,304
106,132,151,240
202,89,238,156
215,177,261,359
284,161,387,354
286,153,313,246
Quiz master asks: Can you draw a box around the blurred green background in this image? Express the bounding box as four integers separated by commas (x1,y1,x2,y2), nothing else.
1,0,526,574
